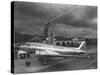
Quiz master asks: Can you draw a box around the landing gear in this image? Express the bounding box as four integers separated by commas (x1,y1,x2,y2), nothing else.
39,56,47,65
42,56,46,65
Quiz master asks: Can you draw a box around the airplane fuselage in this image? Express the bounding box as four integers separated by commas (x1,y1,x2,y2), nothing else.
19,42,87,56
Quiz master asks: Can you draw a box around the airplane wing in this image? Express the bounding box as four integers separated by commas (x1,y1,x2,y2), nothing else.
34,48,88,58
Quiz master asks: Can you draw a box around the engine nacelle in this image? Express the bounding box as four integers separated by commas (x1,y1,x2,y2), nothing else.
35,50,40,55
35,50,46,56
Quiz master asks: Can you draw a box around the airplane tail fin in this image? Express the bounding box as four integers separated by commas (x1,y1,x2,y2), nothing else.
78,41,86,50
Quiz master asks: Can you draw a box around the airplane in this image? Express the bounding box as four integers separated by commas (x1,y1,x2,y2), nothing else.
19,41,90,65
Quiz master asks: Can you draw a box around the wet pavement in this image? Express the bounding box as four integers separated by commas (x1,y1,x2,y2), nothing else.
14,46,97,74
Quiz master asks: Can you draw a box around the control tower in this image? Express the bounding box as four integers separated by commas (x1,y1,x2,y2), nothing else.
43,23,55,45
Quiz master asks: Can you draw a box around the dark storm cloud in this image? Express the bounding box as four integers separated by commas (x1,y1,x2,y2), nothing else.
14,18,47,34
14,1,97,38
14,2,49,20
54,24,97,38
54,6,97,29
14,1,73,20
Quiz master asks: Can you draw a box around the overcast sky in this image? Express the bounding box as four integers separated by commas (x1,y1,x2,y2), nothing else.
14,1,97,38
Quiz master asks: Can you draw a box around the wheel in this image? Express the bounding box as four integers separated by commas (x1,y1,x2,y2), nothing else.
41,56,47,65
42,61,46,65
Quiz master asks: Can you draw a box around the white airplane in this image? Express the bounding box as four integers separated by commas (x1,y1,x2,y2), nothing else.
19,41,90,65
